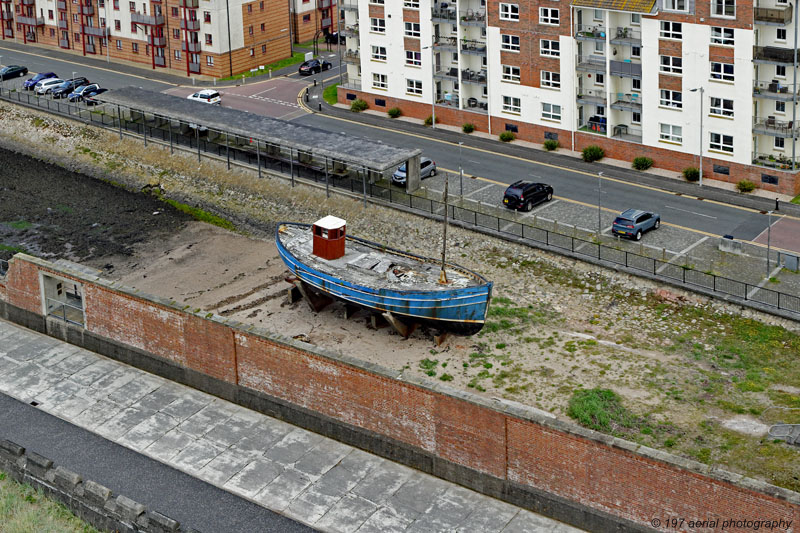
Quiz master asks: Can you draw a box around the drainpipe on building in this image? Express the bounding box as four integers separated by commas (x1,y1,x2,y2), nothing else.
569,5,575,151
288,0,293,54
793,1,798,170
226,0,232,77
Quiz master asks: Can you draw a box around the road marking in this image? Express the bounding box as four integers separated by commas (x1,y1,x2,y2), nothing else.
463,183,495,198
656,236,709,273
747,265,784,299
251,86,277,96
663,205,718,219
225,92,299,108
523,199,560,215
468,160,483,165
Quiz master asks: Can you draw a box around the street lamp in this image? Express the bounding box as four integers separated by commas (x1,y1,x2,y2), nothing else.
766,210,774,278
72,71,76,81
422,45,436,129
689,86,704,186
597,171,603,236
458,141,464,196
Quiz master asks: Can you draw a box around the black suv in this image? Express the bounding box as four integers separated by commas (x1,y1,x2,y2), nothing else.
51,77,90,99
503,181,554,211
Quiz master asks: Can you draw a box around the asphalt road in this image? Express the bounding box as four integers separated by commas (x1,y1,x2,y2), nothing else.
0,392,312,533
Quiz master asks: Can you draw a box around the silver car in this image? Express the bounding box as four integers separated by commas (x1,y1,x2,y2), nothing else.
612,209,661,241
392,157,436,186
35,78,64,95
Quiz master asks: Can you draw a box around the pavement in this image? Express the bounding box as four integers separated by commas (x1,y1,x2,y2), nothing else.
0,318,581,533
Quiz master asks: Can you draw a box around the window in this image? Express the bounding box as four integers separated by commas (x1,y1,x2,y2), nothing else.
132,42,138,53
539,7,559,25
502,96,521,113
775,137,785,149
500,3,520,21
632,111,641,124
116,39,122,49
370,18,385,33
594,41,604,53
594,9,603,20
632,78,642,90
542,103,561,120
249,48,255,56
501,34,520,51
262,44,266,53
172,28,180,39
72,14,78,22
503,65,521,82
205,33,212,44
660,123,682,143
170,6,178,16
712,0,735,17
710,132,733,152
369,0,384,3
261,23,265,31
710,97,734,117
406,79,422,95
404,22,420,37
247,3,252,12
113,0,119,9
540,39,560,57
206,55,214,66
372,73,387,89
776,65,787,78
777,28,787,41
541,71,560,88
203,11,210,22
711,27,734,45
710,61,734,81
663,0,687,11
248,25,253,35
371,45,387,60
631,45,641,58
174,49,181,60
596,105,605,116
128,1,134,11
114,19,120,30
631,13,641,25
404,0,419,7
660,21,682,39
660,55,682,74
776,101,786,113
260,1,263,10
47,9,53,19
130,21,137,33
595,73,605,86
99,17,105,26
405,51,421,66
660,89,682,108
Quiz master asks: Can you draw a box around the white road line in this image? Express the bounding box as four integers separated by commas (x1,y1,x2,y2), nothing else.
656,236,709,273
251,87,277,97
463,183,496,198
663,205,718,219
468,160,483,165
522,199,560,216
747,265,784,299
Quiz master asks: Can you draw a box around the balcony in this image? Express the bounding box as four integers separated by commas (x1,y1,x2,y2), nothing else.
85,43,95,53
182,40,201,52
753,152,799,170
464,96,488,113
319,0,334,8
340,0,357,11
20,0,34,5
149,34,166,46
753,116,799,137
180,18,199,30
432,7,457,22
575,24,606,42
179,0,198,7
754,5,792,25
131,12,164,25
610,124,643,143
754,80,799,100
460,10,486,26
59,38,70,47
154,55,166,66
57,19,68,29
17,15,44,26
575,55,605,74
83,25,109,36
321,17,332,27
433,66,459,81
753,45,798,65
610,93,642,112
0,0,11,4
433,35,459,51
461,68,486,84
609,26,641,46
340,24,358,37
342,78,361,91
576,89,606,107
578,118,607,135
81,4,93,16
57,0,66,9
342,49,359,63
610,59,642,78
3,28,12,38
188,61,200,73
0,9,11,19
461,38,486,55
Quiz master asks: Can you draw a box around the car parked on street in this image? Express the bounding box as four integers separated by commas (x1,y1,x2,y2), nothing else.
298,59,332,75
612,209,661,241
51,77,90,99
83,87,109,106
392,157,436,186
24,72,57,90
186,89,221,105
0,65,28,81
67,83,101,102
503,181,554,211
34,78,65,95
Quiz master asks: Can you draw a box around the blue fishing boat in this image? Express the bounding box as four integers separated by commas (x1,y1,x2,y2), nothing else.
276,216,492,335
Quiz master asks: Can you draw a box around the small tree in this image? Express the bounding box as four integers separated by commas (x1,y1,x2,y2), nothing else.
736,179,757,193
682,167,700,182
350,99,368,112
499,131,516,142
543,139,559,151
632,157,654,171
387,107,401,118
462,123,475,133
582,145,604,162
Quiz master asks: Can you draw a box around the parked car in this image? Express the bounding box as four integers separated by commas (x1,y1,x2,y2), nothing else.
325,32,345,45
298,59,332,75
67,83,101,102
612,209,661,241
51,77,90,99
186,89,221,105
0,65,28,81
83,87,109,106
503,181,554,211
392,157,436,186
35,78,65,95
24,72,57,90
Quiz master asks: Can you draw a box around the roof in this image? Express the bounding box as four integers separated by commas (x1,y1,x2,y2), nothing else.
314,215,346,230
570,0,657,14
96,87,421,172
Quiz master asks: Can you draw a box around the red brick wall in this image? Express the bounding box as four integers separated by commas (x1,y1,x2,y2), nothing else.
3,254,799,532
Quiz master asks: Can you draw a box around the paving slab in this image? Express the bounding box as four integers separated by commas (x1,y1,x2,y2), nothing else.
224,456,284,499
316,493,379,533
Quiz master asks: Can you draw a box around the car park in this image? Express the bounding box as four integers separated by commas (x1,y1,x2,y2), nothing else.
391,157,436,186
35,78,65,95
298,59,332,75
51,77,90,99
187,89,221,105
0,65,28,81
67,83,101,102
24,72,57,90
612,209,661,241
83,87,109,106
502,181,554,211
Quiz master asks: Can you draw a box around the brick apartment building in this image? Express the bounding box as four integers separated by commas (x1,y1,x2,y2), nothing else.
0,0,292,78
338,0,800,195
290,0,337,43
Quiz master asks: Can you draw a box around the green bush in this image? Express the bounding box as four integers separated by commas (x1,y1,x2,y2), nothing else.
462,123,475,133
736,179,757,193
387,107,401,118
581,145,604,162
543,139,559,151
499,131,516,142
424,114,439,126
632,156,654,171
682,167,700,182
350,99,368,112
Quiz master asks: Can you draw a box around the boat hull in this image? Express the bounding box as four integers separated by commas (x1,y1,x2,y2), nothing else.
276,224,492,335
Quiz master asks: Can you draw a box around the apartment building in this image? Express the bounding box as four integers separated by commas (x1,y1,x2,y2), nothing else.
338,0,800,195
1,0,291,78
291,0,337,43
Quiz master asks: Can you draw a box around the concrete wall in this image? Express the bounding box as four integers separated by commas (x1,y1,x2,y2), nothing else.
1,253,799,532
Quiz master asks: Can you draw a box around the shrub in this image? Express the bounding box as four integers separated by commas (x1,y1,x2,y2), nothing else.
424,114,439,126
387,107,401,118
581,145,604,162
682,167,700,182
543,139,559,151
737,179,757,193
462,123,475,134
350,99,368,112
499,131,516,142
632,156,653,171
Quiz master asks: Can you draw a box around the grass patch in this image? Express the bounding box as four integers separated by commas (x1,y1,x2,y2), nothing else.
7,220,33,230
567,388,646,435
219,52,307,81
792,193,800,205
0,244,27,254
322,83,339,106
419,358,438,370
161,198,235,231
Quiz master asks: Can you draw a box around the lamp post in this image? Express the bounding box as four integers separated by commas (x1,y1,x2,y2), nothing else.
689,86,704,186
72,70,76,81
597,171,603,236
458,141,463,196
766,210,773,278
422,44,436,129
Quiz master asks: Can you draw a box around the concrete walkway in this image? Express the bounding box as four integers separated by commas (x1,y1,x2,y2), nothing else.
0,319,581,533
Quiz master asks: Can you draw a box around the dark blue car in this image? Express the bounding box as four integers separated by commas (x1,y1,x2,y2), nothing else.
24,72,57,91
67,83,100,102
